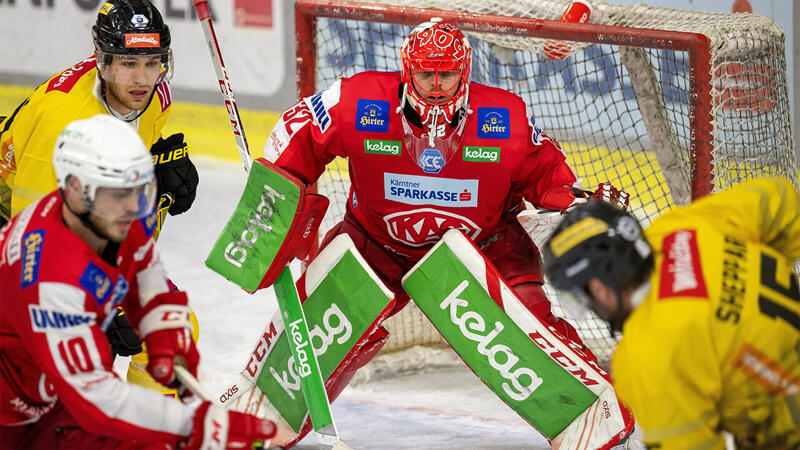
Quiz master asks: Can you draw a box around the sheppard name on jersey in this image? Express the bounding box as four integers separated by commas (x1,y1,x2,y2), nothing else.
385,173,478,207
30,305,96,332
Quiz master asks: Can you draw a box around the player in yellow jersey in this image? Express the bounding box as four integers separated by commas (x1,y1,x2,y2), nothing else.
0,0,200,398
0,0,197,225
543,177,800,449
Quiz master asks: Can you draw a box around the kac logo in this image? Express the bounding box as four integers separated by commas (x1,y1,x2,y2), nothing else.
355,99,390,132
418,148,445,174
477,107,510,139
384,208,481,247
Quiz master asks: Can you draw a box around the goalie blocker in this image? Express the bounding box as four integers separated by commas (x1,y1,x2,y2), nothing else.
402,229,634,449
205,158,329,292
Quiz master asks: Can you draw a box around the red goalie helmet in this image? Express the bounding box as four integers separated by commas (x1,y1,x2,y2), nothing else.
401,19,472,138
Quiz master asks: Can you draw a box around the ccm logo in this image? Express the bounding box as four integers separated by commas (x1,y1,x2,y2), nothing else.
219,385,239,404
245,323,280,377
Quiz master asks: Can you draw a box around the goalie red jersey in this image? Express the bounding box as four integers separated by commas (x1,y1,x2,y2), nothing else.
265,71,584,260
0,192,194,442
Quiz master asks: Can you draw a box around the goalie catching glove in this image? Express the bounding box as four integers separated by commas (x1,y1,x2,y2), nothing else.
150,133,199,215
519,182,630,251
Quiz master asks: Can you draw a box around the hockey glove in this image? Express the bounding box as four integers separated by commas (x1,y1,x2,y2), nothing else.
180,402,275,450
138,291,199,390
105,309,143,358
150,133,199,216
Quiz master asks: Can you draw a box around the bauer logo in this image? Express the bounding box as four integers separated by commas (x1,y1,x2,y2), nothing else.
29,305,96,332
355,99,390,132
384,173,478,208
79,262,113,306
477,107,510,139
364,139,401,155
20,230,45,289
463,146,501,162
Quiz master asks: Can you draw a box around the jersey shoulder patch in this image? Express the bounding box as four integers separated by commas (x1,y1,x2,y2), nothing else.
45,56,97,94
657,229,709,299
303,79,341,133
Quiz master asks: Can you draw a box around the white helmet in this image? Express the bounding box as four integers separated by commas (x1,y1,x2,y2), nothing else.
54,115,156,218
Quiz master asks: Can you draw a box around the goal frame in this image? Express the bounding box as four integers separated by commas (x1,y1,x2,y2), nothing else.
294,0,716,199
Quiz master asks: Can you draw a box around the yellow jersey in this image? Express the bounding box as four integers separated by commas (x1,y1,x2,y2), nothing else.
613,177,800,449
0,55,171,220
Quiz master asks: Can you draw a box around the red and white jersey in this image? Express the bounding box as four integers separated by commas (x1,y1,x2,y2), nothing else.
0,192,194,443
265,71,582,259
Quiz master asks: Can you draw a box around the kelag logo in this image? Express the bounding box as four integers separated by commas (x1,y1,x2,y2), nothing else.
384,173,478,207
463,146,500,162
477,107,510,139
355,99,390,132
364,139,401,155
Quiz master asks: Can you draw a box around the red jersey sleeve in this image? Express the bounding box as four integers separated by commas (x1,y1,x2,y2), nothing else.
263,80,345,185
515,116,584,210
20,281,193,442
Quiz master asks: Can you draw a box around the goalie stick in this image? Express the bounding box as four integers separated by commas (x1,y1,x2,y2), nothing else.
190,2,349,448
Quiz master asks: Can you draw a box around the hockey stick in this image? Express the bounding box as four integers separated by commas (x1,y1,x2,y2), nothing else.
174,365,216,404
190,0,252,173
152,192,174,241
175,366,274,450
190,2,349,448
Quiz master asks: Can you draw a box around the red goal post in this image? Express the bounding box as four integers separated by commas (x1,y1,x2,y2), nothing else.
291,0,796,371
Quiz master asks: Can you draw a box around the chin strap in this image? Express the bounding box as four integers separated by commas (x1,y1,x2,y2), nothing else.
60,190,113,242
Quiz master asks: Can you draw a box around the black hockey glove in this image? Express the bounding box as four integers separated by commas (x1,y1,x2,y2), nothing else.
150,133,199,216
106,309,143,359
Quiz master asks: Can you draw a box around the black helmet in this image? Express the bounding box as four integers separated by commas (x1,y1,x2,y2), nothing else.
543,200,653,295
92,0,170,56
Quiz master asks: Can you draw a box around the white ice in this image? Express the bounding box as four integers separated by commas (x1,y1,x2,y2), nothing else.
125,156,551,449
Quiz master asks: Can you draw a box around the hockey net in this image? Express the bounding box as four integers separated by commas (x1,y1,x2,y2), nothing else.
295,0,797,377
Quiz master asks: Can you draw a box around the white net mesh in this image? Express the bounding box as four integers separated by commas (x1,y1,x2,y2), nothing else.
305,0,796,372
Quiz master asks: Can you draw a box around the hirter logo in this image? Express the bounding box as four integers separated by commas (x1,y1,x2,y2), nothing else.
384,208,481,247
658,229,708,299
125,33,160,48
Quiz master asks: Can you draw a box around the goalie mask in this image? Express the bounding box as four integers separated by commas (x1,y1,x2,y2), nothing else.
401,19,471,150
92,0,173,86
54,115,157,242
542,200,653,331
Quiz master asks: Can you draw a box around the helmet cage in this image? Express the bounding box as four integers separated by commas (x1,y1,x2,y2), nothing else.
401,20,471,136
